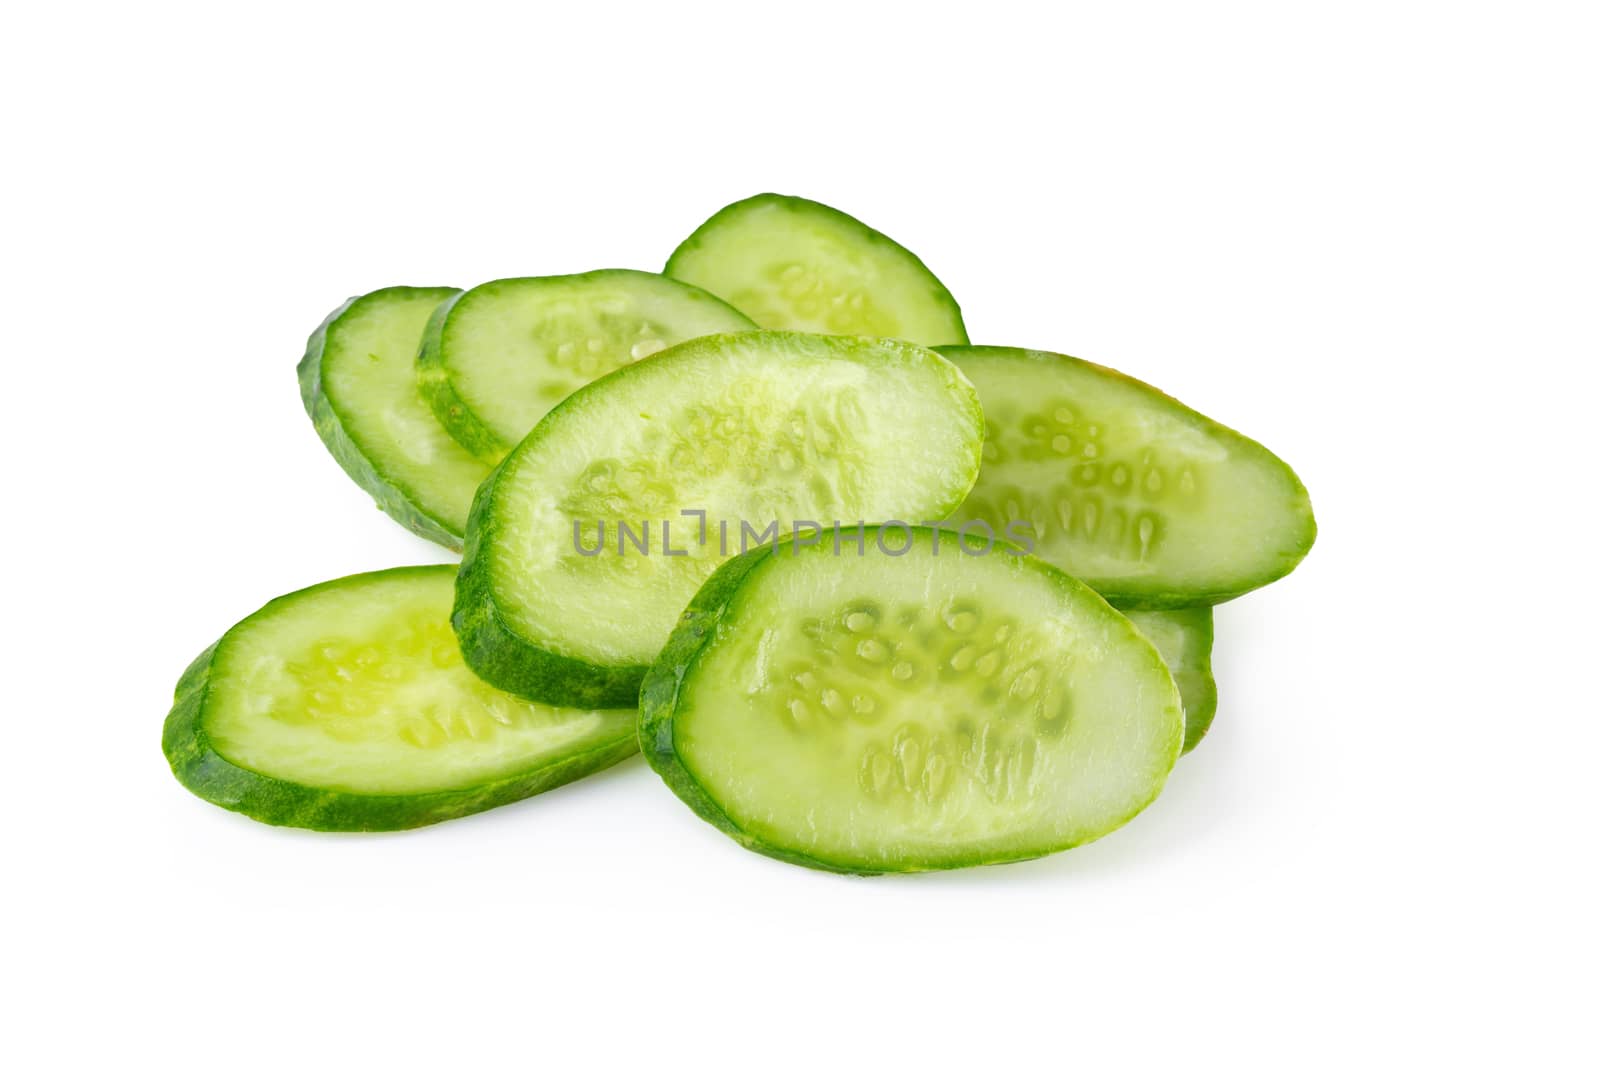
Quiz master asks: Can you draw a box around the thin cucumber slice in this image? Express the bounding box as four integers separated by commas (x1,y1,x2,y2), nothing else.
416,270,755,461
639,527,1184,874
940,346,1316,608
664,193,968,346
299,287,493,549
1123,606,1217,753
455,331,985,708
162,566,636,831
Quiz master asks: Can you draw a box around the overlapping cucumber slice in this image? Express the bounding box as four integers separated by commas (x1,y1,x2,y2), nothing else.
162,566,636,831
454,331,985,708
665,194,968,346
941,346,1316,608
416,269,755,462
1124,607,1217,752
299,287,493,549
640,527,1184,874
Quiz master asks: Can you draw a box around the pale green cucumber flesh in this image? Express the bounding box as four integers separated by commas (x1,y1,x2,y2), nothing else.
639,528,1184,874
298,287,492,549
1123,606,1217,753
162,566,636,831
664,193,968,347
940,346,1316,608
416,269,755,461
455,331,985,708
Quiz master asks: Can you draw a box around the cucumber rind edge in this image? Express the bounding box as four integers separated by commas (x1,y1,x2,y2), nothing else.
664,193,970,346
937,345,1318,610
414,287,506,461
415,270,760,462
1136,605,1218,753
161,566,638,832
638,529,1184,875
454,469,648,708
1169,605,1219,752
297,287,469,550
452,330,987,710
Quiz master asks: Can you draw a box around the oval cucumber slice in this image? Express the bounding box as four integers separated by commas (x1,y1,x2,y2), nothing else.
162,566,636,831
664,193,968,346
299,287,492,549
416,270,755,461
455,331,985,708
1124,606,1217,753
640,527,1184,874
940,346,1316,607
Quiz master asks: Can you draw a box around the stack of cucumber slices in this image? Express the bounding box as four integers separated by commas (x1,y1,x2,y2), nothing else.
166,193,1315,873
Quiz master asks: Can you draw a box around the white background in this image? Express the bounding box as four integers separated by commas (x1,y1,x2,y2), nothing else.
5,2,1596,1063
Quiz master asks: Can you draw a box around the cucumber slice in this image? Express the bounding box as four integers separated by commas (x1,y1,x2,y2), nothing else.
299,287,493,549
639,527,1184,874
416,270,755,461
1123,606,1217,753
940,346,1316,608
455,331,985,708
664,194,968,346
162,566,636,831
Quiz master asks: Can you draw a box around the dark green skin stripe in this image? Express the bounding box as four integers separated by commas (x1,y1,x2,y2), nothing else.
451,464,647,708
640,529,1175,875
298,287,467,550
413,288,505,460
161,567,638,832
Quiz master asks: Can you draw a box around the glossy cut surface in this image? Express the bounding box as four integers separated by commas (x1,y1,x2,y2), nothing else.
641,528,1183,874
416,270,754,461
666,194,968,346
454,332,985,708
162,567,636,830
298,287,491,548
941,346,1316,608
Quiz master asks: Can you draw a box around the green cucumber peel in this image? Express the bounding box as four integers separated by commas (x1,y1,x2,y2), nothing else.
163,566,636,831
665,193,968,346
940,345,1316,608
641,527,1183,874
298,286,491,549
